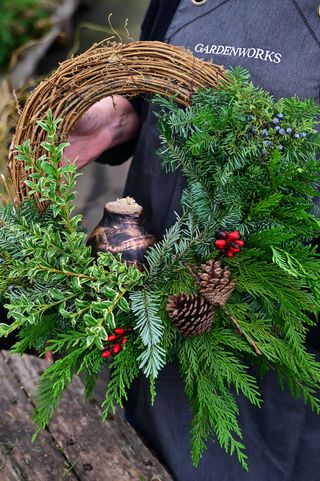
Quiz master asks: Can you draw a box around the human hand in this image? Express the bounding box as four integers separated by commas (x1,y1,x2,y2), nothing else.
63,95,140,169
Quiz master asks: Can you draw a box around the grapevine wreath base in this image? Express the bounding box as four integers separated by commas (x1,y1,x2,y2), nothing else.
9,40,226,209
1,40,320,470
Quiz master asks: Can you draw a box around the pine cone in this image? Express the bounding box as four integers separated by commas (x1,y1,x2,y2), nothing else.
198,260,236,307
166,293,214,336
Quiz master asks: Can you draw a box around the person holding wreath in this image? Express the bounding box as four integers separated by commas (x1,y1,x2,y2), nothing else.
65,1,320,479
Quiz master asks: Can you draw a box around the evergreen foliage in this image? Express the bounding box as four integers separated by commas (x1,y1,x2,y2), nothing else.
0,110,144,434
1,69,320,469
130,289,166,378
0,0,57,71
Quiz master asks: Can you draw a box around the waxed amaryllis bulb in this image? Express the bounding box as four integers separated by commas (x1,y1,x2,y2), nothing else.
87,197,157,266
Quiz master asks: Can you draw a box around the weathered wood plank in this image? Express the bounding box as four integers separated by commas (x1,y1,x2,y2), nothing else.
0,449,21,481
0,352,79,480
1,351,173,481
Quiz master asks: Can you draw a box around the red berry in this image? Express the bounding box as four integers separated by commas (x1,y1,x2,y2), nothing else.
217,230,229,240
236,240,245,247
121,337,128,345
107,334,117,341
226,250,235,257
230,241,240,249
215,239,227,249
114,328,125,335
230,247,241,253
113,343,122,354
228,231,240,241
102,350,111,358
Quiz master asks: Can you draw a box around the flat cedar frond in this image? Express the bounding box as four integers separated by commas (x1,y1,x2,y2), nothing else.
178,336,258,469
102,339,140,417
11,314,56,353
32,345,87,437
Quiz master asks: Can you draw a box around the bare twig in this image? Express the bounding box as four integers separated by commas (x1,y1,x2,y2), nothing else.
184,263,198,279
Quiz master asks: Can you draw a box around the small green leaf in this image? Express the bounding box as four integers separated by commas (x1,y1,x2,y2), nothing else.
91,300,113,312
75,299,88,309
41,141,54,152
50,289,65,301
95,337,104,350
102,287,117,299
59,308,70,319
118,297,130,312
105,312,115,328
86,335,96,348
84,313,98,326
0,323,14,336
99,327,108,340
41,162,55,175
71,277,83,292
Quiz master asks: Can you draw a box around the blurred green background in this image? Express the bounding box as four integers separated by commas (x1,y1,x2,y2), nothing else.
0,0,148,230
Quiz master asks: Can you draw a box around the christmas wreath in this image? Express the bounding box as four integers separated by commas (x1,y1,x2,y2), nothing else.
1,67,320,470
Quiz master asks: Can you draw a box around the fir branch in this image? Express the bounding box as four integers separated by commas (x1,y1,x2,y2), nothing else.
130,289,166,378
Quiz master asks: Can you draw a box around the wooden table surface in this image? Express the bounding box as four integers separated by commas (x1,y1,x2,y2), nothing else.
0,350,173,481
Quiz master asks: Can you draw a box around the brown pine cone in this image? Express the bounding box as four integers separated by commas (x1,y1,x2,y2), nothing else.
166,293,214,336
198,260,236,307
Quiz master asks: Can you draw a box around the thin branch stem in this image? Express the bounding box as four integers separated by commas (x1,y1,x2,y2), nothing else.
38,265,96,281
230,316,262,355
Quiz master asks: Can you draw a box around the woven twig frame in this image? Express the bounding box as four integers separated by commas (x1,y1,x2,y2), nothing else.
9,40,226,209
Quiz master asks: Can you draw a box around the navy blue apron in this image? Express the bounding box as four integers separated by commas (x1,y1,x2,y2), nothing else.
124,2,320,479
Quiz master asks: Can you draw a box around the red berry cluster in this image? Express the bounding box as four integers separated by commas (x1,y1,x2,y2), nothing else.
101,327,132,359
214,230,245,257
